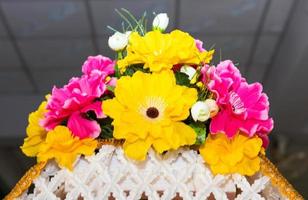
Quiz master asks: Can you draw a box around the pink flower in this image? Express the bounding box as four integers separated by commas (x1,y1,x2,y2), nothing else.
207,60,244,105
67,102,103,139
195,39,206,52
207,60,273,147
82,55,115,77
200,64,210,84
41,55,116,139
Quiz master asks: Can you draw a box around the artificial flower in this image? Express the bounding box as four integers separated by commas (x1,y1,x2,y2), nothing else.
103,71,197,160
207,60,243,105
82,55,115,77
37,126,97,170
191,101,210,122
21,101,48,157
152,13,169,31
204,99,219,118
42,72,108,139
207,60,273,145
180,65,197,80
117,30,214,72
200,64,210,84
108,31,130,51
199,133,263,176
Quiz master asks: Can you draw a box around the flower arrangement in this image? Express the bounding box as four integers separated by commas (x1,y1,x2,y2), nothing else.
21,10,273,176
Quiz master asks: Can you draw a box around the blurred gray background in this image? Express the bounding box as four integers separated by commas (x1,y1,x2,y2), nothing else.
0,0,308,198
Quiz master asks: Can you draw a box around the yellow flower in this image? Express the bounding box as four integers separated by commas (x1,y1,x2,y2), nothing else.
37,126,97,170
103,71,197,160
117,30,214,72
21,101,48,157
199,133,263,176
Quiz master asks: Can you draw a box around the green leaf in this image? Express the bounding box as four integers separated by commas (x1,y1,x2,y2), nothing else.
123,67,135,76
98,117,114,139
190,122,207,145
106,85,115,93
175,71,190,86
114,64,120,78
122,64,149,76
101,124,114,139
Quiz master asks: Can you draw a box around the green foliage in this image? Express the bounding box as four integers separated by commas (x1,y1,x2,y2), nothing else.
190,122,207,145
107,8,148,36
122,64,149,76
98,117,114,139
175,71,190,86
106,85,115,93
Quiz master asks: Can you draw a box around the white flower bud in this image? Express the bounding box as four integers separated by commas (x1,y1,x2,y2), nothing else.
108,32,129,51
205,99,219,117
191,101,210,122
152,13,169,31
125,31,132,39
180,65,197,80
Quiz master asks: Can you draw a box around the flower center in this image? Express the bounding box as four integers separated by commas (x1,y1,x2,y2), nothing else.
146,107,159,118
229,91,246,115
139,96,166,121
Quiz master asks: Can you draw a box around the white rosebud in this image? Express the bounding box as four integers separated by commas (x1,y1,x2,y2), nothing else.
180,65,197,80
108,31,129,51
205,99,219,117
125,31,132,39
191,101,210,122
152,13,169,31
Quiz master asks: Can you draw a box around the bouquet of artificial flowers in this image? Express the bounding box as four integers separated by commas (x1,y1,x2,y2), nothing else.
21,11,273,177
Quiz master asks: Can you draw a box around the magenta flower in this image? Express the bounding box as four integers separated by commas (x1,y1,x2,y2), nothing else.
82,55,115,77
207,60,273,147
42,55,115,139
207,60,244,105
200,64,211,84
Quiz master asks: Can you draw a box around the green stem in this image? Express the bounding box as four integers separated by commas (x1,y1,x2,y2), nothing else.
115,9,134,30
121,8,145,35
115,51,123,78
117,51,123,60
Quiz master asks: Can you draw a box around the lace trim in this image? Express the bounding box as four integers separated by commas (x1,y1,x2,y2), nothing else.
5,140,303,200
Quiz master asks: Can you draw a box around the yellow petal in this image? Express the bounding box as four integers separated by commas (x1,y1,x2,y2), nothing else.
123,139,152,161
244,136,262,158
37,126,97,170
199,133,262,176
118,30,214,72
21,101,48,157
103,71,198,160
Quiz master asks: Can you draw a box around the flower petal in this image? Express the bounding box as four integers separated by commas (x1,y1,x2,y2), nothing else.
67,112,101,139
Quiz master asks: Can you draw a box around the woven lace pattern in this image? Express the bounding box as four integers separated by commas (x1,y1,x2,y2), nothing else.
17,145,287,200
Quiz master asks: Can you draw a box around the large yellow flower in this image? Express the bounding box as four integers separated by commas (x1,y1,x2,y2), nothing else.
103,71,198,160
117,30,214,72
21,101,48,157
199,133,262,176
37,126,97,170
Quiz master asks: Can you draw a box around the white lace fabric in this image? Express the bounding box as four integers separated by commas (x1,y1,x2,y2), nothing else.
17,145,287,200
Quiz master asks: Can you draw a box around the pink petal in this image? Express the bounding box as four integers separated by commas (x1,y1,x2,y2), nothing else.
81,101,105,119
67,112,101,139
210,110,240,138
195,39,205,52
257,133,270,148
82,55,115,76
107,77,117,87
40,116,63,131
